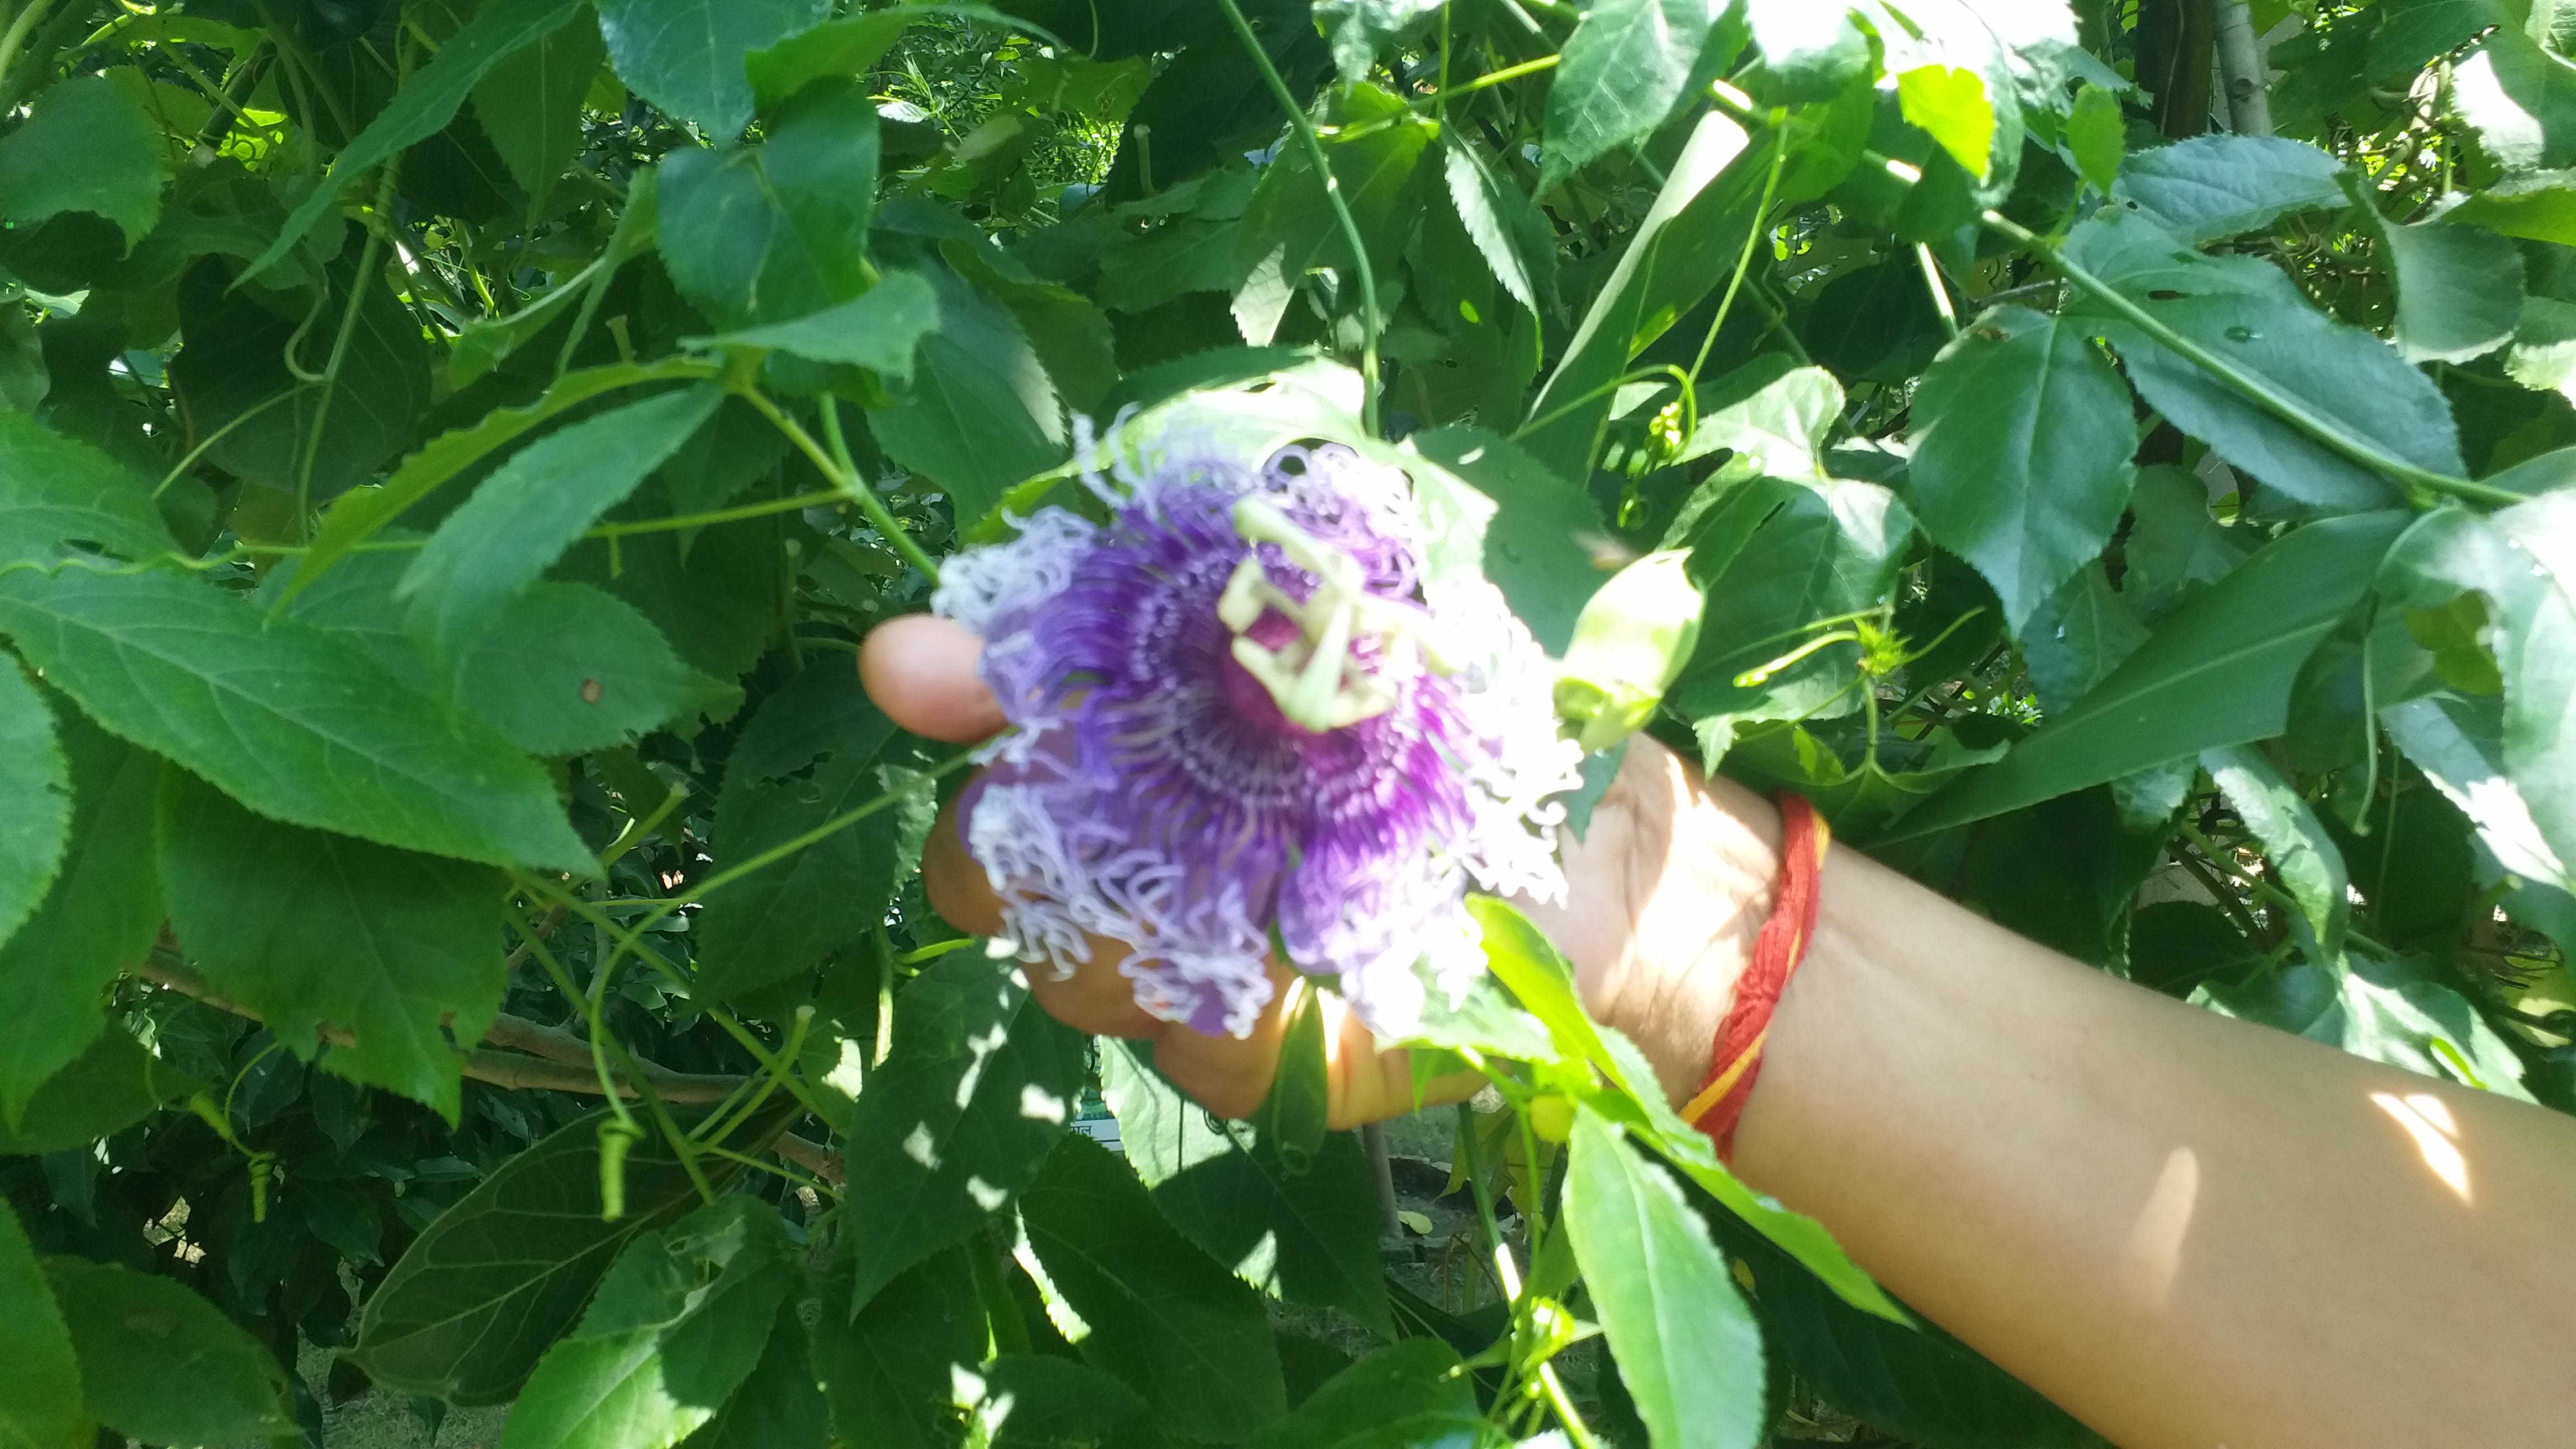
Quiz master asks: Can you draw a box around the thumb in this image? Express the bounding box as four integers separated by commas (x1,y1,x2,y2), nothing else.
860,614,1007,743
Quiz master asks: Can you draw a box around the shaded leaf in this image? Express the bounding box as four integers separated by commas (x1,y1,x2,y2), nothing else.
657,80,880,328
1910,306,2138,628
500,1197,801,1449
840,952,1086,1308
1230,83,1433,345
596,0,832,138
2380,217,2522,364
158,770,506,1120
0,409,177,567
1896,511,2411,837
353,1110,768,1403
2020,562,2149,713
0,75,163,248
0,1201,78,1449
1315,0,1447,83
1101,1041,1394,1337
967,1355,1168,1449
679,1305,827,1449
0,1030,206,1156
705,271,941,378
2199,951,2534,1100
813,1254,982,1449
0,566,592,873
1019,1134,1287,1441
459,582,741,756
2383,692,2573,893
870,274,1067,529
473,0,609,209
1406,424,1603,655
1240,1339,1490,1449
44,1258,295,1445
0,655,67,954
0,710,161,1124
2203,744,2351,959
400,383,723,661
246,0,591,277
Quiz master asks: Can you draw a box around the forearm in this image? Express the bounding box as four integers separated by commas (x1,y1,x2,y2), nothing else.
1731,844,2576,1449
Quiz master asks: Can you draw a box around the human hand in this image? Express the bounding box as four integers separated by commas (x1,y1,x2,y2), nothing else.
860,613,1784,1125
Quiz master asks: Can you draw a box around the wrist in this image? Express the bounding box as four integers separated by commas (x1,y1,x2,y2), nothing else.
1529,738,1783,1109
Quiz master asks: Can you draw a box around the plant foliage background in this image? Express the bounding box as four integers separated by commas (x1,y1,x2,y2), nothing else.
1,0,2573,1444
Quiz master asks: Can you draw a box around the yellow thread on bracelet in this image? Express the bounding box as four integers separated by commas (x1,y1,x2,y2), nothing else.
1681,1024,1769,1126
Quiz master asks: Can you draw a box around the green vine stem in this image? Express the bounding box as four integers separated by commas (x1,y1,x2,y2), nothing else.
1215,0,1383,435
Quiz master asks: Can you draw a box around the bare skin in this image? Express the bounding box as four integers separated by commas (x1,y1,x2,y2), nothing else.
863,613,2576,1449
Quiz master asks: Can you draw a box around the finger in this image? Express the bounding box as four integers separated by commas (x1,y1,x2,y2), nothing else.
925,793,1159,1037
860,614,1006,742
1153,965,1484,1129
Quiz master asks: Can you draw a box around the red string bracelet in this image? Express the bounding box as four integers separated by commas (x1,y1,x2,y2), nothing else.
1682,792,1830,1161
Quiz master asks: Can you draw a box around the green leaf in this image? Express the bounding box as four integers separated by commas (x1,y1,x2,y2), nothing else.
0,1030,204,1156
597,0,831,137
2198,951,2535,1100
0,709,161,1125
941,239,1124,413
1895,511,2411,837
1669,478,1915,744
1742,0,1873,93
1405,425,1603,655
2367,0,2515,77
0,655,66,954
746,11,918,110
2508,295,2576,402
2064,211,2460,510
1542,0,1727,187
2490,491,2576,872
165,257,433,503
0,75,163,248
0,410,178,568
1897,65,1997,179
2120,463,2252,625
656,79,880,328
1672,359,1845,481
1564,1107,1764,1449
2066,82,2124,194
0,1202,78,1449
680,1305,827,1449
1100,1041,1395,1338
2380,217,2522,364
1463,899,1903,1322
2383,692,2573,893
460,582,741,756
244,0,591,278
2203,744,2351,959
2019,562,2149,714
2452,27,2576,172
1314,0,1447,83
1910,306,2138,628
43,1258,295,1446
813,1254,983,1449
400,383,723,661
354,1108,776,1403
501,1197,801,1449
695,665,905,1001
157,770,506,1119
2442,169,2576,245
2108,135,2350,244
1240,1339,1486,1449
1230,83,1434,345
1439,134,1556,316
1521,111,1751,477
472,0,609,210
0,566,591,873
1019,1134,1287,1441
870,275,1068,531
841,952,1086,1309
965,1355,1168,1449
703,271,941,378
286,358,715,607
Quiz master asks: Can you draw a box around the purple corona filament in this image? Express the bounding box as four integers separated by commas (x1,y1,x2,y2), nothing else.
933,427,1581,1039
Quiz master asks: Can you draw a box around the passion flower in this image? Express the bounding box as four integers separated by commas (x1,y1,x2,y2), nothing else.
934,423,1582,1039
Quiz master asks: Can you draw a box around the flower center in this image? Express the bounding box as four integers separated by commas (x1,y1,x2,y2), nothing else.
1218,495,1453,733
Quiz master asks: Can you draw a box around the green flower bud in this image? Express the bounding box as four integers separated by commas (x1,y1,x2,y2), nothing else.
1552,550,1704,752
